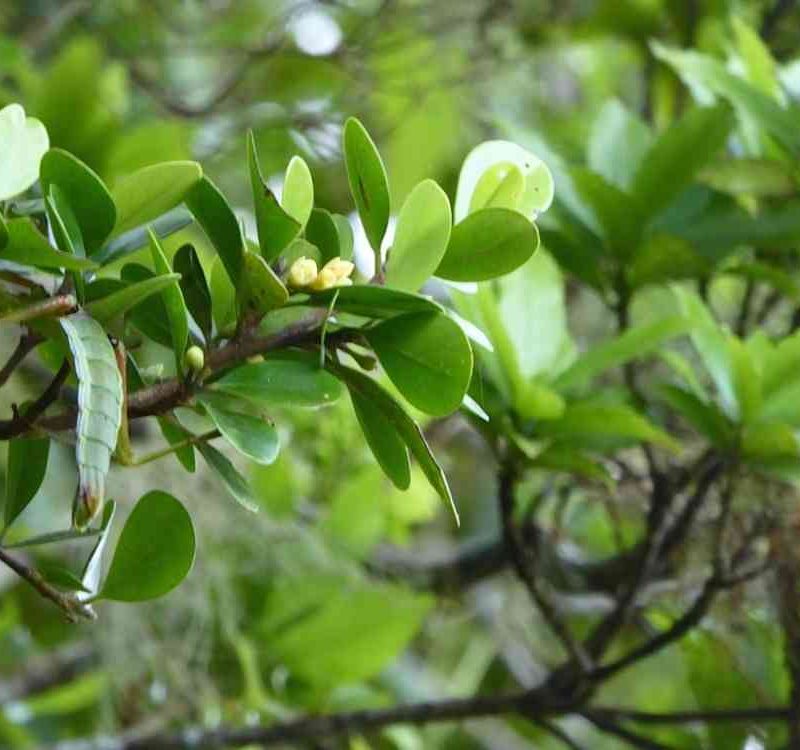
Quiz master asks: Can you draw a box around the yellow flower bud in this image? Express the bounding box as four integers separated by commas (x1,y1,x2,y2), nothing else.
287,257,318,288
309,266,338,291
184,345,205,372
321,257,355,281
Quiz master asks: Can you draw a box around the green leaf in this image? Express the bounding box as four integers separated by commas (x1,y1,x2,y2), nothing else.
99,491,195,602
0,103,49,201
343,117,391,252
281,155,313,227
0,213,7,249
197,441,258,512
305,208,341,264
157,416,196,472
97,207,192,267
39,563,90,592
208,256,237,334
112,161,203,235
365,312,473,416
469,162,525,212
86,272,182,324
40,148,116,252
652,42,800,155
556,315,689,390
699,158,795,197
332,213,354,260
185,176,244,289
47,184,85,258
261,577,432,686
385,179,452,292
436,208,539,282
588,99,653,191
538,401,681,454
198,394,279,465
212,354,343,408
569,168,643,259
240,250,289,315
631,105,733,221
333,363,458,523
295,284,443,318
173,243,212,341
60,312,124,527
247,130,301,261
629,233,710,287
1,218,97,271
149,229,189,371
4,437,49,530
656,384,733,447
351,390,411,491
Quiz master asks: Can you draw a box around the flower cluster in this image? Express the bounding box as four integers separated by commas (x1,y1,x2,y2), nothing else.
287,257,355,291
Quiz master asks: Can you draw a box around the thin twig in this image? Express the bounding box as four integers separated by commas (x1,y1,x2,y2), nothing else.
0,333,40,388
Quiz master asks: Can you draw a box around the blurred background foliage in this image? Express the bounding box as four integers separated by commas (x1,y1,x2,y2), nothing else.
3,1,800,748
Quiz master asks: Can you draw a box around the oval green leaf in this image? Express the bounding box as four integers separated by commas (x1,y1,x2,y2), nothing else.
343,117,390,253
436,208,539,282
282,155,314,227
1,218,96,271
351,391,410,490
40,148,116,252
241,250,289,316
365,312,473,416
173,243,212,341
197,441,258,512
149,229,190,371
99,491,195,602
199,394,280,465
4,437,49,530
385,179,452,292
297,284,443,318
306,208,341,264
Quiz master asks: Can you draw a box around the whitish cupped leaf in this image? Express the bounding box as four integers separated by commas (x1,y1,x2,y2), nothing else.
211,354,343,408
365,312,473,416
247,131,301,261
99,491,195,602
80,500,116,599
149,230,189,372
0,103,49,201
4,437,49,529
112,161,202,235
306,209,341,264
1,218,96,271
385,179,452,292
556,315,690,391
88,271,181,328
60,312,123,527
455,140,554,221
436,208,539,282
282,155,314,227
631,105,733,221
199,393,279,465
333,364,457,523
297,284,443,319
351,391,411,490
332,214,354,260
198,442,258,512
173,243,212,341
588,99,653,191
343,117,391,252
240,250,289,316
40,149,116,252
185,176,244,288
157,416,196,472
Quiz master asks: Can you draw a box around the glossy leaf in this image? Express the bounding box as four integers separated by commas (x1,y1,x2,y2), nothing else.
112,161,202,235
158,416,196,472
185,175,244,288
40,148,116,252
343,117,391,252
332,214,354,260
305,209,340,264
89,269,181,328
631,105,733,221
0,103,49,201
149,229,189,371
198,442,258,512
97,207,192,267
247,130,301,261
365,312,473,416
4,437,49,529
1,218,96,271
99,491,195,602
333,363,457,523
240,250,289,315
60,312,123,527
296,284,443,318
199,394,279,465
436,208,539,282
209,256,237,334
211,354,343,408
351,390,411,490
281,155,313,227
385,179,452,292
173,243,212,341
